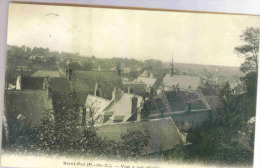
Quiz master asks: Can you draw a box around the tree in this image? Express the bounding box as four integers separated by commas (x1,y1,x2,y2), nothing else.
81,61,93,71
119,129,151,157
235,27,259,73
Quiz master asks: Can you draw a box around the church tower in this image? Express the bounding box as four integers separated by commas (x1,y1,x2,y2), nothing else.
169,57,175,76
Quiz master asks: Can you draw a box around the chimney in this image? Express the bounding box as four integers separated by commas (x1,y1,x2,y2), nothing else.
186,103,192,113
149,85,153,96
137,98,145,121
128,86,133,94
68,68,73,81
176,83,180,93
16,75,22,90
173,84,176,92
161,84,164,91
47,85,52,99
137,108,141,121
170,57,174,77
186,92,189,101
150,73,154,79
46,79,52,99
43,77,47,89
112,87,121,102
95,82,101,97
131,95,138,115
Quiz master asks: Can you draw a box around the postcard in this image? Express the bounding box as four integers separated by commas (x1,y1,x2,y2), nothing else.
1,2,260,168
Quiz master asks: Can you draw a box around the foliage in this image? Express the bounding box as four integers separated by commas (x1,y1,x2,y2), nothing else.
144,59,164,70
185,74,256,164
183,28,258,164
120,129,151,157
240,71,258,98
81,61,93,71
68,62,82,70
235,27,259,73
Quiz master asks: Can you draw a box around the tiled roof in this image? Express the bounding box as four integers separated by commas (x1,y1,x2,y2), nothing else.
71,71,122,99
163,74,203,90
4,90,54,145
31,70,60,78
4,90,54,125
122,83,147,96
204,96,221,120
21,77,72,93
103,93,143,122
136,77,157,87
149,90,206,114
96,118,186,154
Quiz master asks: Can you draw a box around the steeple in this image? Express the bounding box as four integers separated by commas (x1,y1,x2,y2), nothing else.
169,57,174,76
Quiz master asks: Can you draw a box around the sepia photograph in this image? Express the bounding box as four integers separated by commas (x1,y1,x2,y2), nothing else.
1,2,260,168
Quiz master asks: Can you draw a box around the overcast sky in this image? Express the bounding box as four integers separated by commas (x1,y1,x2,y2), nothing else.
7,3,260,67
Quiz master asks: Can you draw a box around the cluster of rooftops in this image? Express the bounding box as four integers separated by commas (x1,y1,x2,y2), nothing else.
3,61,220,154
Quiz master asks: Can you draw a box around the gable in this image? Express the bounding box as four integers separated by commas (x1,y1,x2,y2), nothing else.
96,118,185,154
85,94,111,114
104,93,143,122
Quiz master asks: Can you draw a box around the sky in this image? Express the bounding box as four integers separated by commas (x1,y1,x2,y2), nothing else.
7,3,260,67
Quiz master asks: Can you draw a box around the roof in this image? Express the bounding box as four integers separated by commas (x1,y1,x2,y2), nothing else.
96,118,185,154
104,93,143,122
149,90,207,114
71,71,122,99
140,70,149,77
4,90,54,125
21,77,72,93
204,96,221,111
122,83,147,96
85,94,111,117
163,74,202,90
136,77,157,87
31,70,60,78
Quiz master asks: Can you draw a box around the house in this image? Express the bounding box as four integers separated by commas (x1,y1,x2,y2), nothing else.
161,59,204,91
15,74,72,93
121,83,147,96
162,74,203,91
96,117,187,155
85,83,112,124
103,88,144,123
69,69,123,106
84,85,146,125
135,71,158,88
147,88,213,132
3,88,54,145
